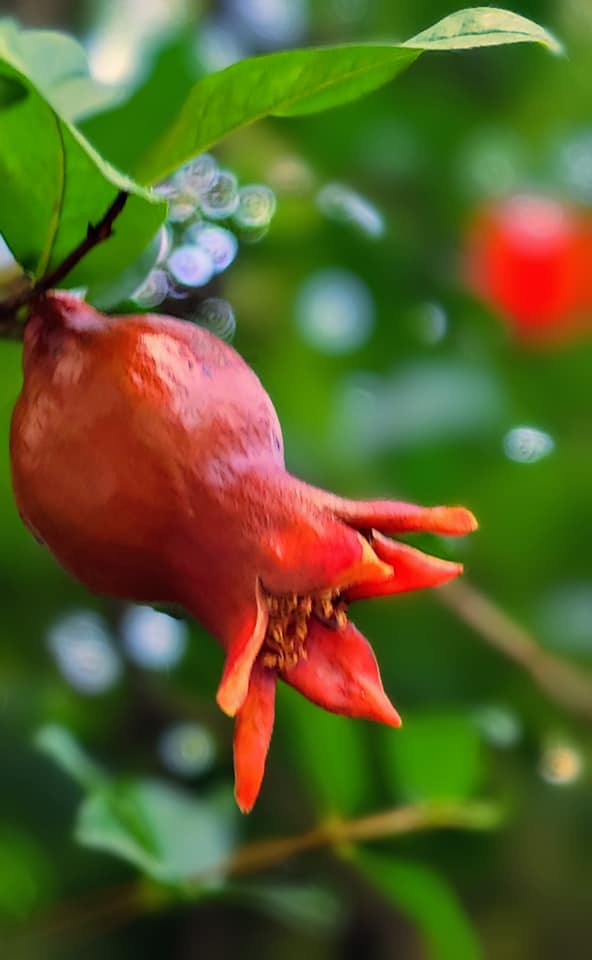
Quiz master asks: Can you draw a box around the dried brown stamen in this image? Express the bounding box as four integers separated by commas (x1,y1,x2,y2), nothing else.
261,588,347,670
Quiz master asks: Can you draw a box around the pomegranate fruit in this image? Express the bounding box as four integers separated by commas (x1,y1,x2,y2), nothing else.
11,293,477,810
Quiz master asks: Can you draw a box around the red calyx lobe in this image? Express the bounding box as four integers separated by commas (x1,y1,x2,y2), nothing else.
11,293,477,812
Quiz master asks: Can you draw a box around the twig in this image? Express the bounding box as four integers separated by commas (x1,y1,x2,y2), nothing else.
438,579,592,723
5,800,494,952
201,799,496,883
0,190,129,337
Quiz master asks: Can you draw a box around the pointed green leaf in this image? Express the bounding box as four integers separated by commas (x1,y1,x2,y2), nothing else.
134,45,417,184
35,726,236,886
135,7,561,185
35,724,107,792
76,779,236,885
404,7,562,53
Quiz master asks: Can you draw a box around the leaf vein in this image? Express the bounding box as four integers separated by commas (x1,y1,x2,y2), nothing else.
35,111,66,279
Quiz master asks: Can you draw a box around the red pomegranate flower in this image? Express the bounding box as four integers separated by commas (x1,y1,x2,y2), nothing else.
10,293,477,811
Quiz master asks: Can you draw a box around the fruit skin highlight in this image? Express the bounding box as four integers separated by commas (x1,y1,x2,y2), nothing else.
11,292,477,811
465,193,592,344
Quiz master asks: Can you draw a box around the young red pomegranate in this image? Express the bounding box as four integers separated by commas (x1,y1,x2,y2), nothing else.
11,293,477,811
464,193,592,344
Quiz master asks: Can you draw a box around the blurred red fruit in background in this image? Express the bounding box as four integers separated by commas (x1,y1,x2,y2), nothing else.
464,193,592,344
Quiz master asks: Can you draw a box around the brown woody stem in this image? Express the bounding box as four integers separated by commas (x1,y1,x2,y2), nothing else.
438,579,592,723
0,190,129,338
194,799,496,884
5,800,493,950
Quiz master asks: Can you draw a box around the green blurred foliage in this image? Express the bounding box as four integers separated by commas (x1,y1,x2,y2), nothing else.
1,1,592,958
356,850,481,960
383,711,482,803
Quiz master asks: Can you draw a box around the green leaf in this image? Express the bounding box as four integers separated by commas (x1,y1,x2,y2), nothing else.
384,711,482,803
85,229,162,310
0,826,54,921
356,850,481,960
135,7,560,185
35,724,107,792
135,46,418,183
35,726,236,886
0,19,120,121
232,882,344,935
280,685,371,815
403,7,562,53
0,73,26,107
76,779,236,885
0,22,165,287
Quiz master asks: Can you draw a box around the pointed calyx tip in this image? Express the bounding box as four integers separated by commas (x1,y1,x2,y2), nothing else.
216,687,239,718
465,510,479,533
382,700,403,728
437,506,478,535
235,792,255,815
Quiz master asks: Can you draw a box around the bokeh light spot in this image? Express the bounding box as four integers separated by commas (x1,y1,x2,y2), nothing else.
121,605,188,671
158,722,217,778
167,245,214,288
539,743,583,786
472,704,522,748
194,298,236,341
553,129,592,204
411,301,448,344
295,268,374,354
229,0,308,47
537,582,592,654
458,129,524,198
317,182,384,238
48,611,122,695
187,224,238,273
234,185,277,229
503,426,555,464
176,154,218,198
132,268,169,308
200,172,240,220
333,363,502,456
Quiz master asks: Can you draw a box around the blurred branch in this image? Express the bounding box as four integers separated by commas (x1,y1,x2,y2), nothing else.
7,800,494,952
199,798,497,883
439,579,592,723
